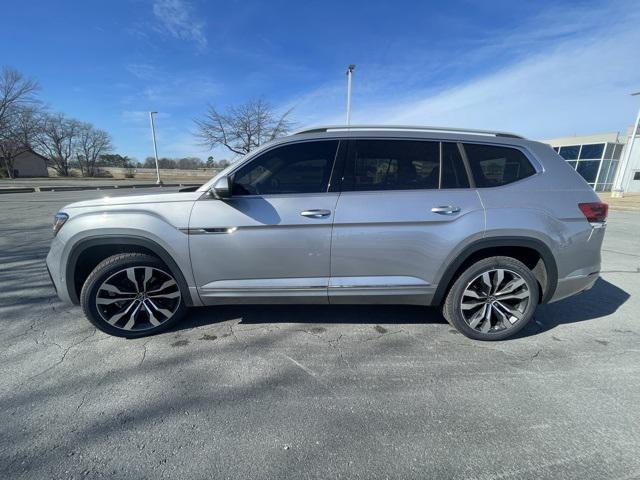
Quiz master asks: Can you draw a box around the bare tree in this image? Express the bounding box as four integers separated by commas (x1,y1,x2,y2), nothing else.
0,67,39,128
35,113,81,176
76,123,113,177
0,106,43,178
194,98,293,156
0,67,41,178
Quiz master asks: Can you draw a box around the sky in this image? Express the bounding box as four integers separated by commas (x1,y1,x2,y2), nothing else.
2,0,639,161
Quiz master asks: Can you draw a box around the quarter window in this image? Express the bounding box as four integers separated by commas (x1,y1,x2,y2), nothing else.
231,140,338,195
463,143,536,188
345,140,440,191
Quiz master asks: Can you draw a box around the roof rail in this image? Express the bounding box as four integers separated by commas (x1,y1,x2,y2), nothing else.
292,125,525,139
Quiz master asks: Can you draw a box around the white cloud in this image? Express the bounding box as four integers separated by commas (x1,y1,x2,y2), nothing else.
288,2,640,139
126,63,159,80
152,0,207,50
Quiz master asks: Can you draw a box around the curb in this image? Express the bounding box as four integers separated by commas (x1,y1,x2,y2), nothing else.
0,183,203,194
0,187,36,194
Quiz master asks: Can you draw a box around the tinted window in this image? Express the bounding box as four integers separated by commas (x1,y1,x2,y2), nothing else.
559,145,580,160
634,171,640,180
604,143,614,159
232,140,338,195
345,140,440,191
463,143,536,187
579,143,604,159
605,161,619,184
596,160,612,184
441,142,470,188
576,160,599,183
613,144,623,160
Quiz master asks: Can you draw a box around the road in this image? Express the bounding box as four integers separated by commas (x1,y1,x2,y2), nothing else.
1,189,639,479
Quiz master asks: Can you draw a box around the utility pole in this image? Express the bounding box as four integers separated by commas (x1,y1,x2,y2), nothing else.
346,64,356,125
612,91,640,197
149,111,162,185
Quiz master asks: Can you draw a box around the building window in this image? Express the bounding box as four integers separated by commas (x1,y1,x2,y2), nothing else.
579,143,604,159
634,171,640,181
576,160,600,183
559,145,580,160
613,144,624,160
604,143,615,159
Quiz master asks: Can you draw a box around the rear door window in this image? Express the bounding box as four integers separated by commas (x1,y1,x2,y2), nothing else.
463,143,536,188
441,142,470,189
344,139,440,191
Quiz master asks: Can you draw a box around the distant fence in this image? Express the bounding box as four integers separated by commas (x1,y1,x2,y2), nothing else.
103,167,222,178
48,167,223,179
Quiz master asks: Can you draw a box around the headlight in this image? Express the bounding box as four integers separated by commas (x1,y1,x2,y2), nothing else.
52,212,69,236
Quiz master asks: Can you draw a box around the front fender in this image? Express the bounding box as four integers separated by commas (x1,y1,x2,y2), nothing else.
56,208,199,306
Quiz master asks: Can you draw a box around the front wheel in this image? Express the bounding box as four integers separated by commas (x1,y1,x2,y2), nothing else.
443,256,539,341
80,253,187,338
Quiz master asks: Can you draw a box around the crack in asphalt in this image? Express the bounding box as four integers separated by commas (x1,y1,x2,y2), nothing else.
139,341,150,367
602,248,640,258
27,328,97,380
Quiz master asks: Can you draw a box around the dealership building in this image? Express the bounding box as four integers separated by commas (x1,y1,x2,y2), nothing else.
542,127,640,193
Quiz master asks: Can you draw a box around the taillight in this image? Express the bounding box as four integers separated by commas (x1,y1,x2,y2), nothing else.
578,202,608,223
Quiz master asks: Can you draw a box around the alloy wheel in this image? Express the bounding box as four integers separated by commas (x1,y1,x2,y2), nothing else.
95,266,181,331
460,268,531,334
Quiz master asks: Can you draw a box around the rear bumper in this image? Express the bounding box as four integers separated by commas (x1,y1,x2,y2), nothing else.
548,271,599,303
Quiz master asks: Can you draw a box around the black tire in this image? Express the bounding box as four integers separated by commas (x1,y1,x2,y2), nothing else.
80,253,188,338
442,256,539,341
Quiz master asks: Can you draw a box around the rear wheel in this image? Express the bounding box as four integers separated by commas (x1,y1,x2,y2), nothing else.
80,253,187,338
443,256,539,341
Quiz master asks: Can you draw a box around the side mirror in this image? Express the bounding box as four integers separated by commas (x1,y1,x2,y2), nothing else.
210,176,231,199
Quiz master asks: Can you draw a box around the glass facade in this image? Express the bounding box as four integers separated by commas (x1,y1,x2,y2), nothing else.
552,141,623,191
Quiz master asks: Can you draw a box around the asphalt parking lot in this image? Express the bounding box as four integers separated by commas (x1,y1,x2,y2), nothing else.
1,189,639,479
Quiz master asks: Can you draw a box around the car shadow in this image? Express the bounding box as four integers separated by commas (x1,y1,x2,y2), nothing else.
513,277,630,339
171,278,629,338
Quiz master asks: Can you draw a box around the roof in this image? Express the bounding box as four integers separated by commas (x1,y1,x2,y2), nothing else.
540,132,623,146
1,148,51,163
292,125,525,139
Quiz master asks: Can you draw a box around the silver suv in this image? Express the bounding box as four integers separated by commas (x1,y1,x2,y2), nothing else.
46,126,608,340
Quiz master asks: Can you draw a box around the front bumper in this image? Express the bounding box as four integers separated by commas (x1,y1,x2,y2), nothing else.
46,237,73,304
46,264,56,293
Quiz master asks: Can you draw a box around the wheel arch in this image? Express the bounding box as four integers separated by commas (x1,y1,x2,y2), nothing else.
432,236,558,305
65,235,194,306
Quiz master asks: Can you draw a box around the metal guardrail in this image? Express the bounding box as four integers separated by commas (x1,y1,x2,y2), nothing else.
0,183,203,194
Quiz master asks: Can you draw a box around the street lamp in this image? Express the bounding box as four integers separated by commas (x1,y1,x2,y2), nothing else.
148,111,162,185
346,64,356,125
612,91,640,198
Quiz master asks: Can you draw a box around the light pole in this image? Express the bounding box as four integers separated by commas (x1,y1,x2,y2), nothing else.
149,111,162,185
612,91,640,198
346,64,355,125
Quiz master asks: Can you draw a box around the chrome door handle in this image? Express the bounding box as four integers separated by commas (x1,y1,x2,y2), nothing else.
300,209,331,218
431,205,461,215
